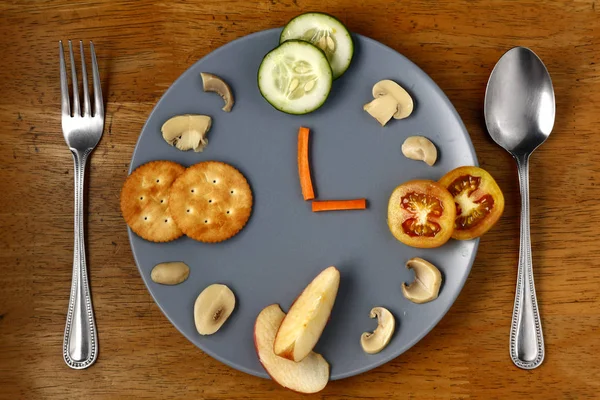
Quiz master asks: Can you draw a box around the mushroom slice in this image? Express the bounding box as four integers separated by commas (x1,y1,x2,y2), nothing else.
402,257,442,304
360,307,395,354
363,95,399,126
364,79,414,126
402,136,437,166
373,80,414,119
201,72,235,112
194,284,236,335
161,114,212,152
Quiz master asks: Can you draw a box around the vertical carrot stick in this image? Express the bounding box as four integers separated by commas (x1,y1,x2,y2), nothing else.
297,126,315,200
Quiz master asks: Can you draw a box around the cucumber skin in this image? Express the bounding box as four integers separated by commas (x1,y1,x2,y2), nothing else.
279,12,354,79
257,40,332,115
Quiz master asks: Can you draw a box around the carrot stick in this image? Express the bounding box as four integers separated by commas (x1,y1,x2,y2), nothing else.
312,199,367,212
297,126,315,201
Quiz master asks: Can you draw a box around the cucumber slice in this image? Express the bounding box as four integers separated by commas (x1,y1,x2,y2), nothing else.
258,40,332,115
280,12,353,79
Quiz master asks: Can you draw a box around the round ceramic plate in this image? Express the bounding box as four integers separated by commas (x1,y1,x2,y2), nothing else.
128,28,478,380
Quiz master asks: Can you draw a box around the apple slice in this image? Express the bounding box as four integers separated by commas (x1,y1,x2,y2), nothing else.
254,304,329,393
274,266,340,362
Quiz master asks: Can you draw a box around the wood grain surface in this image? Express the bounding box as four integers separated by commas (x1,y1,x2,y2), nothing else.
1,0,599,398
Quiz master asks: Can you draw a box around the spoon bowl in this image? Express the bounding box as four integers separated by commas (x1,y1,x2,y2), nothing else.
485,47,555,155
484,46,555,370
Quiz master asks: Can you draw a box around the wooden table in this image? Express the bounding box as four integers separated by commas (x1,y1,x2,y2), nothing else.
1,1,598,398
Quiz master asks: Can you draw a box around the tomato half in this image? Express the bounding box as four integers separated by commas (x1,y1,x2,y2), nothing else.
438,166,505,240
387,180,456,248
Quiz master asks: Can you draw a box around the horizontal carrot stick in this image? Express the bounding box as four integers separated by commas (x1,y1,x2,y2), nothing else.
312,199,367,212
297,126,315,201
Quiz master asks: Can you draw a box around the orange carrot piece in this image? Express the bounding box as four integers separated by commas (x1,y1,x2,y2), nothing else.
312,199,367,212
297,126,315,201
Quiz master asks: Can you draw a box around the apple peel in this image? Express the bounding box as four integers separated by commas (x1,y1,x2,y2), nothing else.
254,304,329,393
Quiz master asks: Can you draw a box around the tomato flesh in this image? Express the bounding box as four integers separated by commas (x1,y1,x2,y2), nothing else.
448,175,495,230
400,192,443,237
388,180,456,248
455,194,494,229
439,167,505,240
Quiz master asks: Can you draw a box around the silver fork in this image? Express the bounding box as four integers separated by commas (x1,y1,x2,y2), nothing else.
59,40,104,369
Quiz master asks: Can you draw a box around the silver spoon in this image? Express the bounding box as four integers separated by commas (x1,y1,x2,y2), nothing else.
484,47,555,370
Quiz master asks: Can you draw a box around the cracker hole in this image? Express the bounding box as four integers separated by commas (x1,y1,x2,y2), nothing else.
144,217,148,220
160,199,164,203
140,196,144,200
187,209,190,213
226,210,230,214
204,220,208,223
164,219,168,223
156,179,160,183
191,189,195,193
230,190,234,194
213,180,217,184
208,199,212,203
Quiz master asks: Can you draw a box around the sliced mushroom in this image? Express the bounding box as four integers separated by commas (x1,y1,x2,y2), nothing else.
373,80,414,119
194,284,236,335
161,114,212,152
402,257,442,304
151,262,190,285
402,136,437,166
360,307,395,354
201,72,235,112
364,79,414,126
363,95,399,126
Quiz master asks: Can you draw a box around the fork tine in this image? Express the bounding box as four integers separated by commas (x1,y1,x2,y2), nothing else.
79,41,91,116
59,41,70,116
68,41,80,117
90,41,103,118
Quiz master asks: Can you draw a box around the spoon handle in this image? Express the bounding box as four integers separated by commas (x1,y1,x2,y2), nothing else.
510,154,545,369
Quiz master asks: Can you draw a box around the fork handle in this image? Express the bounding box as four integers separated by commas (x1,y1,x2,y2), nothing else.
510,154,544,369
63,149,98,369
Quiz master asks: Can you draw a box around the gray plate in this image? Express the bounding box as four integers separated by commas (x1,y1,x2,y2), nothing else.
128,28,478,380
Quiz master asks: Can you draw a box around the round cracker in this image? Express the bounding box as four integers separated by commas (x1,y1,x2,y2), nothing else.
169,161,253,243
120,161,185,242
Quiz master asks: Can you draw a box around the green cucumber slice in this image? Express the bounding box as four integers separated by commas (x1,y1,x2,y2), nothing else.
258,40,332,115
280,12,354,79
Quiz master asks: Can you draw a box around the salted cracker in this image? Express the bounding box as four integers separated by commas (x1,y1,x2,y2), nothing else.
120,160,185,242
169,161,253,243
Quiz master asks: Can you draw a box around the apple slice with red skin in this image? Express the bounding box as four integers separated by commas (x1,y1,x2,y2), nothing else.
254,304,329,393
273,266,340,362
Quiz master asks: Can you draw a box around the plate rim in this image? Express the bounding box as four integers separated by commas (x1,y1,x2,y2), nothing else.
127,28,480,380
